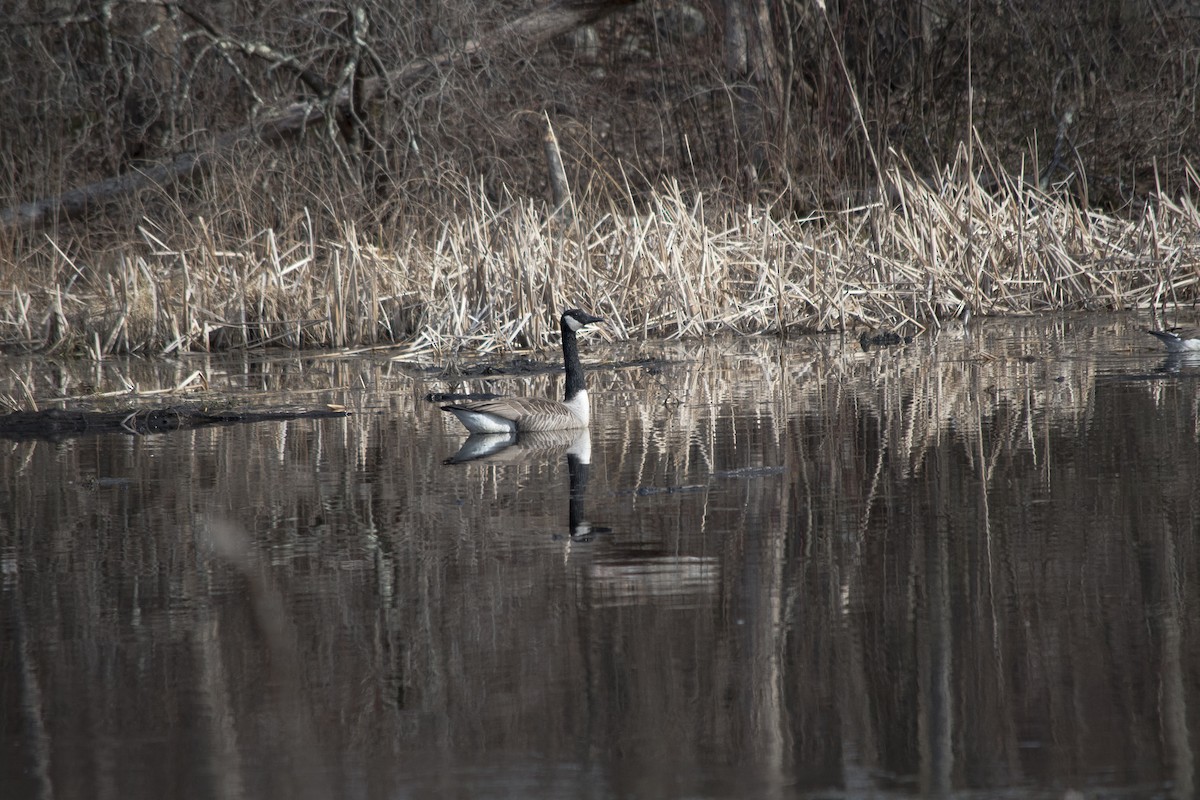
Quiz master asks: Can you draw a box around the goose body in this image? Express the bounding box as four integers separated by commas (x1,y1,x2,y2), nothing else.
1148,327,1200,353
442,309,604,433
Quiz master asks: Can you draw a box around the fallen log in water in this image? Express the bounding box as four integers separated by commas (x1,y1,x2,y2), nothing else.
0,404,348,441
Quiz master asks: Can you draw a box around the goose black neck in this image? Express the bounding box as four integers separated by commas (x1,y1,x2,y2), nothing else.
561,316,586,400
568,451,589,533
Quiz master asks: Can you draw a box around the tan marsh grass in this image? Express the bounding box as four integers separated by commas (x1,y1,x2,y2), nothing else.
2,160,1199,357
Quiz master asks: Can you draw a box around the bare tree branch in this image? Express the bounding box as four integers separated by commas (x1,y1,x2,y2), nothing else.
1,0,639,234
180,3,332,96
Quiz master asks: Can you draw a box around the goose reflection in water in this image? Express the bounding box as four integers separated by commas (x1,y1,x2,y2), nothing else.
1148,326,1200,353
1157,350,1200,375
444,429,721,605
444,427,608,542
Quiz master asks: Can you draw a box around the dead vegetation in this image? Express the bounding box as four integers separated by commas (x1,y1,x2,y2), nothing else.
2,2,1200,356
2,153,1199,357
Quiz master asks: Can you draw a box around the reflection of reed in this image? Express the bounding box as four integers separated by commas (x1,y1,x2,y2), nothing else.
5,317,1200,795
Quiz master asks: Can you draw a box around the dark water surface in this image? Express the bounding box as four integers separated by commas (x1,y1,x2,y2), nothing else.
3,315,1200,799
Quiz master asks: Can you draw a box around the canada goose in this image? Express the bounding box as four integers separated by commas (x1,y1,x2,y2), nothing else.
1148,327,1200,353
441,308,604,433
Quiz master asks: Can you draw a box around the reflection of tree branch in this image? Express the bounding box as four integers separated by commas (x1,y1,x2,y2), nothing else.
202,517,331,800
2,0,638,233
7,581,54,799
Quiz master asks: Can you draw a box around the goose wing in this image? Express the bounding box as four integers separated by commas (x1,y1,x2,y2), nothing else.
443,396,585,431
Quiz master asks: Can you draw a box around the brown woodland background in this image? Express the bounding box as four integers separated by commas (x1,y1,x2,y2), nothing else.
4,0,1198,234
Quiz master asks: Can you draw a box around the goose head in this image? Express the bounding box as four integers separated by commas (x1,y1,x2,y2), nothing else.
562,308,604,332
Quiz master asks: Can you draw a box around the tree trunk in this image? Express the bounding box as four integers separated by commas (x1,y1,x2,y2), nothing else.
723,0,784,188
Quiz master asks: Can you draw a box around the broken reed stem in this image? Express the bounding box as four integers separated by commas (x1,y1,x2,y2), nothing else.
3,161,1200,357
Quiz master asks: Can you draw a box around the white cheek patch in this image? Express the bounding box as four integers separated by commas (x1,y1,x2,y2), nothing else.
563,314,584,332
